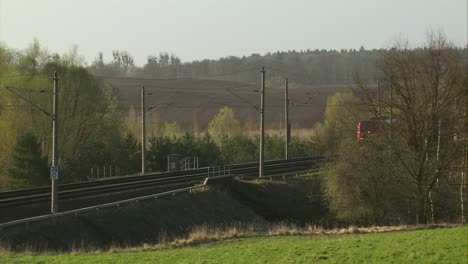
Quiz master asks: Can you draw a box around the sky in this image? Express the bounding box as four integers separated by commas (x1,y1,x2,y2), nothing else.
0,0,466,65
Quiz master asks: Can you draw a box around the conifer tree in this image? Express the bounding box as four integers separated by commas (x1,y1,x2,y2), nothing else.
7,132,49,188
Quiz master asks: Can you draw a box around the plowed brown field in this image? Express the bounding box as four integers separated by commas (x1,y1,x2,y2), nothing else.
104,77,353,137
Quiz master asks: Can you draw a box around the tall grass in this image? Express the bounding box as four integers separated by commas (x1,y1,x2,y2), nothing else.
1,223,458,254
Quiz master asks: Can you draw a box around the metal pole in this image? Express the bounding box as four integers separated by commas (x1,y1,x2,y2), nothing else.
141,86,146,174
284,78,289,160
377,79,381,116
462,131,466,224
51,72,59,213
389,84,393,153
259,67,265,177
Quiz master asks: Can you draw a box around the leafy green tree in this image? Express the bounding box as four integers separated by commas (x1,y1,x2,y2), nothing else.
220,135,257,164
0,44,14,74
323,137,408,225
116,132,141,175
7,132,49,188
312,92,365,154
174,133,222,167
264,135,285,160
61,45,86,67
161,121,181,138
208,106,241,144
196,134,222,167
289,137,318,158
42,62,123,182
147,136,173,172
0,41,124,185
147,133,221,172
17,39,51,75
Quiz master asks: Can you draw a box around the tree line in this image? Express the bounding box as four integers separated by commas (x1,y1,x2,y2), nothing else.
89,44,465,88
89,47,382,86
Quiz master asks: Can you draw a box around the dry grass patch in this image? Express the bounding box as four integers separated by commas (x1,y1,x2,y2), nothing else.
0,241,11,253
107,223,461,253
1,223,461,254
268,223,460,236
170,223,259,247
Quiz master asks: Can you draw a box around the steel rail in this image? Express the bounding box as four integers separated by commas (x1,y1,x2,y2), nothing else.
0,168,324,229
0,159,318,208
0,184,207,229
0,156,327,208
0,156,323,199
1,156,323,198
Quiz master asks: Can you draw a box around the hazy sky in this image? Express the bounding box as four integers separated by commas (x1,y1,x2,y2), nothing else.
0,0,466,65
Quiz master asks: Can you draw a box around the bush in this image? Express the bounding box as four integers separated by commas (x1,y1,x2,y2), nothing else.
323,138,411,225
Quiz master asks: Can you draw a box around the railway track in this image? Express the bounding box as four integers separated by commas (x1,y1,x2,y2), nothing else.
0,156,327,209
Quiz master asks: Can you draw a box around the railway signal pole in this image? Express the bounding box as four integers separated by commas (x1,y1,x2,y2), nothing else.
51,72,59,213
141,86,146,174
284,78,290,160
259,67,265,177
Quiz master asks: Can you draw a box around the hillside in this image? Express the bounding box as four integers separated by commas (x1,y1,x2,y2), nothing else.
103,76,354,134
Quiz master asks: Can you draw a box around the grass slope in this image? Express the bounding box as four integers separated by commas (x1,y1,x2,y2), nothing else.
0,190,265,251
1,227,466,263
0,175,328,252
230,175,329,224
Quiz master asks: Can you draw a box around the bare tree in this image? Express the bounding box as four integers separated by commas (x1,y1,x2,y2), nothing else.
358,31,466,223
112,50,135,75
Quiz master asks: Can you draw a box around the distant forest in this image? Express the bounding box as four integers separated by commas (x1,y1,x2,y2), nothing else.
89,47,386,85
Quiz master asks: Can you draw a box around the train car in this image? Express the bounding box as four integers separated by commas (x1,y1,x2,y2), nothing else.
357,119,386,141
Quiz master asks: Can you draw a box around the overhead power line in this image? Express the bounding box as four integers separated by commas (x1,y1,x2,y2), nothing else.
95,66,259,82
143,83,257,91
225,89,259,111
0,74,43,80
0,104,37,109
4,86,52,117
198,66,260,79
94,75,187,81
3,86,53,94
115,104,320,111
107,82,258,93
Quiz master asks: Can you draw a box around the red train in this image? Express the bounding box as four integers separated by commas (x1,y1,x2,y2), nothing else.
357,118,387,141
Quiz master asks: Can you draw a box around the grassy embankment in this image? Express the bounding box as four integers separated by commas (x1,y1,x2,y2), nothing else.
0,174,325,252
229,174,328,224
1,226,466,263
0,190,266,251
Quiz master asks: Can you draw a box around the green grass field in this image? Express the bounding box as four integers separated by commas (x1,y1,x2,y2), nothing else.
1,227,466,264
